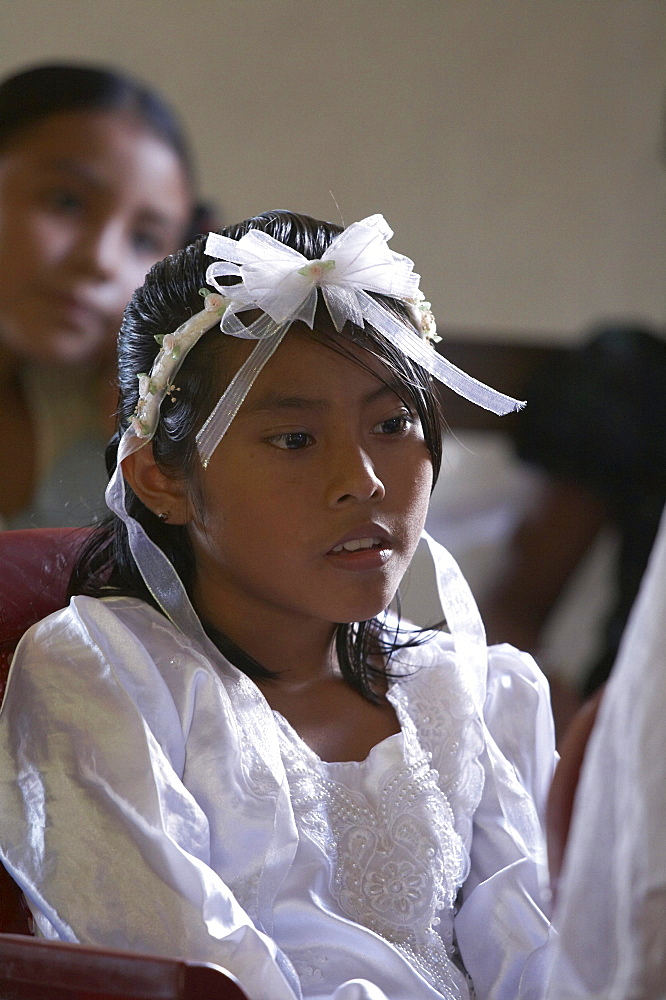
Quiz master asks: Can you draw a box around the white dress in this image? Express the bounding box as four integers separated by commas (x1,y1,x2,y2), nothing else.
0,595,555,1000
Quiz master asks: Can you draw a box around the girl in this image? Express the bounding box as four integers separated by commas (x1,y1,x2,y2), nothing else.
0,63,200,528
0,211,556,1000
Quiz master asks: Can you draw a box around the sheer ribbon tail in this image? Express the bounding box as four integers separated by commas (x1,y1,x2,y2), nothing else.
196,326,290,466
105,439,207,641
322,285,365,331
417,532,546,866
357,292,525,416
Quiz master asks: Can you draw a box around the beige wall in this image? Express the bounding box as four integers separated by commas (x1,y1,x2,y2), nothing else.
2,0,664,342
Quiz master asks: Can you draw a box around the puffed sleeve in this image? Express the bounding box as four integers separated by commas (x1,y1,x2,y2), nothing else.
454,643,557,1000
0,597,300,1000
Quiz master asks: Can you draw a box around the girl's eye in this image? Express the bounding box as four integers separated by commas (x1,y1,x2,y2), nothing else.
267,432,314,451
373,413,412,436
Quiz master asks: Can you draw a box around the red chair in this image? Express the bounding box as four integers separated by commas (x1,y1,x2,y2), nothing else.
0,527,92,702
0,933,247,999
0,529,248,998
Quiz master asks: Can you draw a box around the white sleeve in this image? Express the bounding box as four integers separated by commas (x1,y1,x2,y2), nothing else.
454,644,558,1000
0,601,299,1000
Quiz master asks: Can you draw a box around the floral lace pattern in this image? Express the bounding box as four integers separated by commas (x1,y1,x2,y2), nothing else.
388,652,486,854
275,652,486,998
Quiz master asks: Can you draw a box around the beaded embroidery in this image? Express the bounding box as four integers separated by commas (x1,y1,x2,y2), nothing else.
274,648,486,999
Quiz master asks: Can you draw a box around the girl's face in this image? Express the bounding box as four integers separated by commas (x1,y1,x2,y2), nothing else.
0,109,192,365
187,327,434,644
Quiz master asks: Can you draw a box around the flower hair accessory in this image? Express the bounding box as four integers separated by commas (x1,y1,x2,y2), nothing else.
406,289,440,345
131,291,228,439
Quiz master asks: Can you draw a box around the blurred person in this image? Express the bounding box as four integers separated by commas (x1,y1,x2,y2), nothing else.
480,325,666,736
0,62,200,528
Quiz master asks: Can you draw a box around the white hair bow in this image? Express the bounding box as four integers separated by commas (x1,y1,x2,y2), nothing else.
200,214,524,461
205,214,419,337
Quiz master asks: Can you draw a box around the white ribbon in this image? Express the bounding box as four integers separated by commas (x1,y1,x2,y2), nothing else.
206,214,419,334
202,214,525,458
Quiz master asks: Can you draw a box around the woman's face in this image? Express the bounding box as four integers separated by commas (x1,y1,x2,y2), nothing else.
0,109,192,365
186,327,434,647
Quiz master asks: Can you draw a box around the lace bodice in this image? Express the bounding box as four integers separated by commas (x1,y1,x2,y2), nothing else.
271,657,486,999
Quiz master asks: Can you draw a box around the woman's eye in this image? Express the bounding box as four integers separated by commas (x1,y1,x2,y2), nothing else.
268,432,314,451
44,188,83,214
374,414,412,435
131,229,164,255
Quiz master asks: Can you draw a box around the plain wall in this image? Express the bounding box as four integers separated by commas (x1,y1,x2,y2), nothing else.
1,0,664,342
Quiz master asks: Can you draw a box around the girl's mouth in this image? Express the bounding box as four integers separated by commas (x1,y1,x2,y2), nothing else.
330,537,383,554
326,535,393,572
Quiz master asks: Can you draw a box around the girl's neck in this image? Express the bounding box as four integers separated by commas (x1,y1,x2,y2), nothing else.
226,609,338,686
200,589,345,689
252,631,399,764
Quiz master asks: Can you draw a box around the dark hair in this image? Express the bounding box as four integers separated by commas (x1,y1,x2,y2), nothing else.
0,62,192,177
71,210,445,700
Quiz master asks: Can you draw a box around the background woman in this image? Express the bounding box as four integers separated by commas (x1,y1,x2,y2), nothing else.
0,62,200,528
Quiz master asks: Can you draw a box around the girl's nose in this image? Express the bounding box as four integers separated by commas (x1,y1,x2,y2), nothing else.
327,445,386,507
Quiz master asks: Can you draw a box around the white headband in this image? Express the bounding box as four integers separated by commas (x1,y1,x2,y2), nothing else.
107,213,524,633
128,213,524,468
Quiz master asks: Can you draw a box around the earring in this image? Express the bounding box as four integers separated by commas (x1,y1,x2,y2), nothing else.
158,511,169,522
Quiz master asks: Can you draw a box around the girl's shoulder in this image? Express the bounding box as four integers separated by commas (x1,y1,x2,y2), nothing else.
390,631,554,792
484,642,552,720
389,626,548,707
482,643,556,815
10,594,217,713
23,593,172,652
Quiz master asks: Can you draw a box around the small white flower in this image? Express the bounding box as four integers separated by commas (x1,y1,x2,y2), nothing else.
138,374,152,397
162,333,176,355
407,290,441,344
203,292,227,312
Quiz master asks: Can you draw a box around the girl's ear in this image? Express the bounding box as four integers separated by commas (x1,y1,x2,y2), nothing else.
121,444,192,525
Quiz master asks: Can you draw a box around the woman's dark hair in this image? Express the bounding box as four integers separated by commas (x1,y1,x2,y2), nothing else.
71,210,445,700
0,63,218,242
0,62,192,176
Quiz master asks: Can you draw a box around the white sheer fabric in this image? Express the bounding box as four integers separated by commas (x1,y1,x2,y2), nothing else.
0,594,555,1000
544,505,666,999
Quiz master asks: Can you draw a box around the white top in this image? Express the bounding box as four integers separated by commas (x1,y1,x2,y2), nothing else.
0,595,556,1000
544,504,666,999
